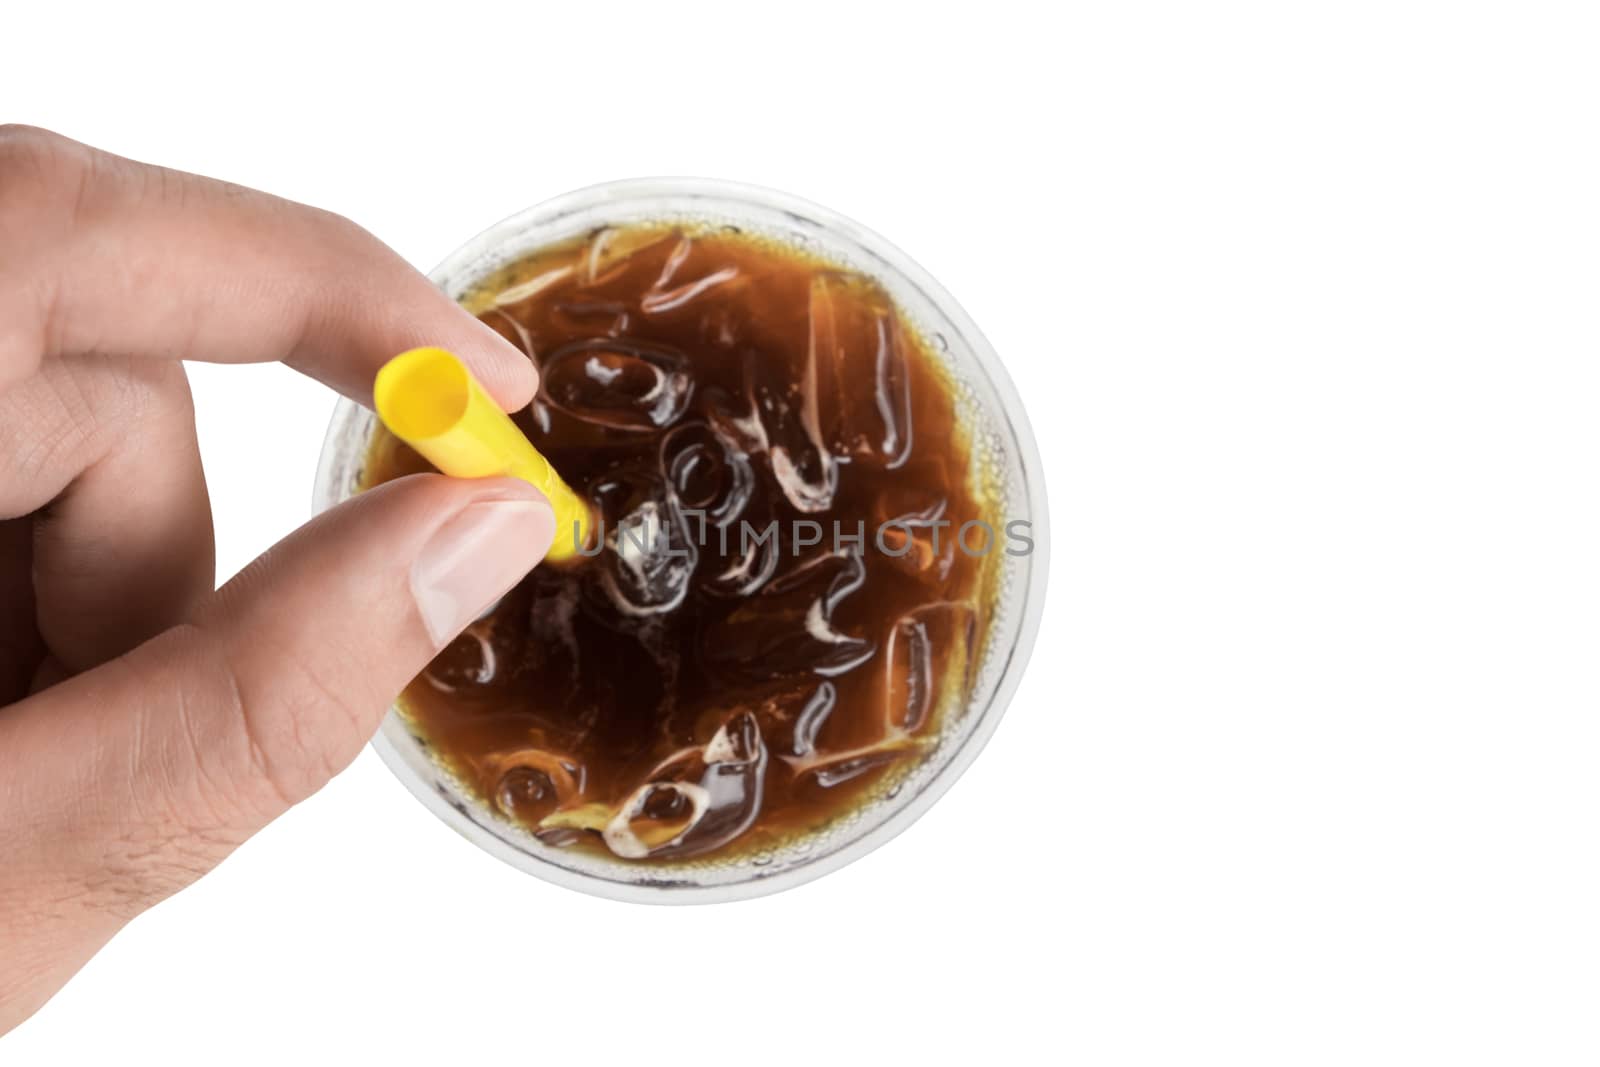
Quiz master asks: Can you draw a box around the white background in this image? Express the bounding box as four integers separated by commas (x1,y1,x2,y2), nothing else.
4,1,1598,1063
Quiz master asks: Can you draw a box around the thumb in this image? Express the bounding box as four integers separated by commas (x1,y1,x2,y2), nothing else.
1,473,554,916
187,472,557,810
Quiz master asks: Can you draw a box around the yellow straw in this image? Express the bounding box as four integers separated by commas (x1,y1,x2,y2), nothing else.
374,347,592,562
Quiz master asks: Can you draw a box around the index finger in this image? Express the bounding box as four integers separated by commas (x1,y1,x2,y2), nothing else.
0,125,536,409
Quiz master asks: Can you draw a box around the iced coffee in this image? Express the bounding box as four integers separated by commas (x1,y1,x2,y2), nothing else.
362,223,1003,861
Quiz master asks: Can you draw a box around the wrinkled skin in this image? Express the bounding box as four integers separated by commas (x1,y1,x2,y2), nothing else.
0,127,550,1033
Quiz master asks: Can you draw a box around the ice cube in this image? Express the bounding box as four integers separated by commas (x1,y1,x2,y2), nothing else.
589,468,699,617
550,298,631,339
660,420,755,530
883,600,978,734
741,348,838,513
624,235,741,315
578,226,682,288
809,271,913,469
780,734,927,790
491,264,576,310
778,601,975,789
790,680,838,758
703,549,875,678
541,338,694,433
686,679,836,760
480,747,584,825
422,618,501,693
601,710,769,860
872,475,959,586
697,514,782,598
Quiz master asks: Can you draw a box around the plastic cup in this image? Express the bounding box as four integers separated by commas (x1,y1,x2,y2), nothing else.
313,179,1049,903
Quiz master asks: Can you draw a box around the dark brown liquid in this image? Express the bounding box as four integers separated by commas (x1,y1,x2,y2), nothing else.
362,224,996,862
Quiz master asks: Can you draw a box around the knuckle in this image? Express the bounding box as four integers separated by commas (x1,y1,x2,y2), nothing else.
0,125,88,218
0,130,94,386
119,625,289,832
0,130,91,351
310,204,364,236
193,613,368,810
0,352,171,499
307,205,388,260
0,124,71,173
181,624,308,814
0,376,95,494
0,129,83,360
311,206,385,263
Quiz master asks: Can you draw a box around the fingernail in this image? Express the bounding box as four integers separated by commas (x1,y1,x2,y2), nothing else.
411,497,555,647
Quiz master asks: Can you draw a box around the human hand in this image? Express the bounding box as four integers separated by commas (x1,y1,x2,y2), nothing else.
0,127,556,1032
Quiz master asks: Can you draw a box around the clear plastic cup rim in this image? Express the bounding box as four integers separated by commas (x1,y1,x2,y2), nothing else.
313,177,1050,904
